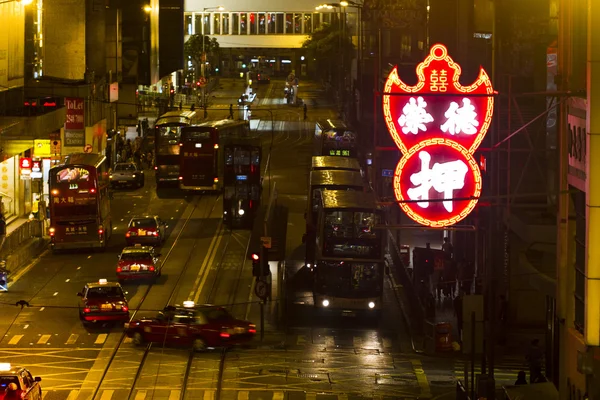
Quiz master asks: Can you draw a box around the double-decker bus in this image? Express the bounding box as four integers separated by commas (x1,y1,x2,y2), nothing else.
179,120,249,191
48,153,112,251
311,189,384,316
305,170,365,268
223,139,261,229
314,120,357,158
154,110,199,187
312,156,361,172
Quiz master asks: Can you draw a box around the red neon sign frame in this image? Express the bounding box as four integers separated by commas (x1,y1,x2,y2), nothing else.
382,44,495,227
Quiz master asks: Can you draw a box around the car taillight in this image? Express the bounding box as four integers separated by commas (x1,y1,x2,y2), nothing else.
98,228,104,235
154,166,158,170
213,177,219,183
126,232,130,238
178,176,183,180
116,267,122,272
214,144,219,149
49,227,55,237
83,308,91,313
149,266,155,271
153,231,158,236
122,306,129,312
90,188,96,194
220,332,230,338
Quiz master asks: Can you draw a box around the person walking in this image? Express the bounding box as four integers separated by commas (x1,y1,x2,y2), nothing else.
526,339,544,383
179,100,183,111
303,103,308,120
228,104,234,119
453,291,464,340
515,371,527,385
442,237,454,259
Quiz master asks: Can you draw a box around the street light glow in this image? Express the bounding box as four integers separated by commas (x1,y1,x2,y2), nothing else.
217,6,225,11
340,1,349,6
143,5,152,12
20,0,34,5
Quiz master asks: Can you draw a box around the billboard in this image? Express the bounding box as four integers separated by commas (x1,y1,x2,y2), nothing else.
0,2,25,91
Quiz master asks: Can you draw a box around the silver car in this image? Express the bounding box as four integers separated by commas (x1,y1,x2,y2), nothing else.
110,163,145,188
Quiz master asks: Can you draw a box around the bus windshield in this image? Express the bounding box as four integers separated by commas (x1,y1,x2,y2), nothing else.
316,262,382,297
156,125,183,155
322,210,380,258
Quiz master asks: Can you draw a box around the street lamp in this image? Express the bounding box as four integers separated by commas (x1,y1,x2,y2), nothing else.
142,5,152,13
0,0,33,5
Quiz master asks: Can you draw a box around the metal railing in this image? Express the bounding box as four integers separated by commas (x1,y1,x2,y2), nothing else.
0,220,43,260
456,381,471,400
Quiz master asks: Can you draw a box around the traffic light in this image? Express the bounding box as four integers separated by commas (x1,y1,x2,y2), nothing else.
251,251,269,277
251,253,261,277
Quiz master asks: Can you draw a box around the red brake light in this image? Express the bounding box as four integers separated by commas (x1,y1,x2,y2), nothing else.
252,253,259,261
122,306,129,312
83,308,91,313
249,328,256,334
220,332,230,338
90,188,96,194
98,229,104,235
116,267,122,272
125,232,130,238
149,266,155,271
178,176,183,180
154,166,158,170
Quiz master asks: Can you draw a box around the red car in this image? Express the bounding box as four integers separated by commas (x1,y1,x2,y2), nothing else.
77,280,129,324
125,216,168,247
124,302,256,351
116,245,162,282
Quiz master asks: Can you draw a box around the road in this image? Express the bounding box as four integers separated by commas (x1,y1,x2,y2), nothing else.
0,79,526,400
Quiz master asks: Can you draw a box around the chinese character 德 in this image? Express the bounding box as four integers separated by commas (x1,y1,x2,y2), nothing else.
430,70,448,92
398,97,434,135
406,151,469,212
440,98,479,135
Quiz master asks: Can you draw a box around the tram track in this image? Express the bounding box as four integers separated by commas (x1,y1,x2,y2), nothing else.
89,193,221,400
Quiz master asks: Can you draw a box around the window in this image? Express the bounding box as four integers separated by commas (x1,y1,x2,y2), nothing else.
322,13,330,25
304,13,312,34
294,13,302,33
86,286,123,298
185,14,193,35
285,13,293,33
205,308,231,321
130,218,158,228
240,13,247,34
0,376,20,389
120,252,152,261
267,13,275,33
258,13,266,34
194,14,203,34
276,13,284,33
232,13,239,34
222,13,229,34
213,13,221,34
313,13,320,30
114,164,136,171
249,13,257,35
201,13,210,35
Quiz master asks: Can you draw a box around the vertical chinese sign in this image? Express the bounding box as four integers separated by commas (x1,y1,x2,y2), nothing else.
382,44,495,227
64,97,85,149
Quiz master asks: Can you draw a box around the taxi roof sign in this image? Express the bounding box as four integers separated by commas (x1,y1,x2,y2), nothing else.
183,301,195,308
135,244,142,247
0,363,11,371
99,279,108,284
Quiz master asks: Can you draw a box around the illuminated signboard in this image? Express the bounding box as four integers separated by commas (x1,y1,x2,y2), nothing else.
382,44,495,227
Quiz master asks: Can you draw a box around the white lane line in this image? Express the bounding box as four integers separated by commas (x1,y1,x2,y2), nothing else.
237,391,249,400
203,390,215,400
8,335,23,345
77,266,81,270
123,337,133,344
168,390,181,400
95,334,108,344
37,335,51,344
66,390,78,400
53,292,58,296
23,325,29,330
87,256,92,259
66,334,78,345
134,390,146,400
188,222,223,301
39,307,44,311
100,389,114,400
193,224,225,304
272,392,284,400
65,279,70,282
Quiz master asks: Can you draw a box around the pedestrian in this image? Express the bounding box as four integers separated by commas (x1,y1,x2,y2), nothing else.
4,383,19,400
453,291,463,340
442,237,454,259
303,103,307,120
190,103,195,112
515,371,527,385
179,101,183,111
498,295,509,345
204,104,208,119
526,339,544,383
229,104,234,119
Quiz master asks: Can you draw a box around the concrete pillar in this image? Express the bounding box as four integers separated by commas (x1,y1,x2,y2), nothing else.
585,0,600,347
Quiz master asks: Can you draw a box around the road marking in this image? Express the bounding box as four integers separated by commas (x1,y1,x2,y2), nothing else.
411,359,432,398
193,223,225,304
306,393,317,400
39,307,45,311
8,335,23,345
124,337,133,344
272,392,284,400
353,337,363,347
325,336,334,347
41,391,48,399
383,338,392,348
37,335,51,344
95,334,108,344
77,266,81,270
189,222,224,301
87,256,92,259
65,279,70,282
53,292,58,296
23,325,29,330
168,390,181,400
134,390,146,400
66,334,78,345
66,390,78,400
297,335,306,345
203,390,215,400
237,391,249,400
100,389,114,400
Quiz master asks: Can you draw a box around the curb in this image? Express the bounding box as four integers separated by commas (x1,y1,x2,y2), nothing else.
6,237,49,284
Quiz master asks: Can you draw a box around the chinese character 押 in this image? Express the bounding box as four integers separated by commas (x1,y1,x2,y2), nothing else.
398,97,434,135
406,150,469,213
430,70,448,92
440,98,479,135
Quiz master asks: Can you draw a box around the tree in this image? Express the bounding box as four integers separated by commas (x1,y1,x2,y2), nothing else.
302,23,354,86
184,35,220,81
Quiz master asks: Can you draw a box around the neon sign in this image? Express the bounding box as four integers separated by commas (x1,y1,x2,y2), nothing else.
383,44,495,227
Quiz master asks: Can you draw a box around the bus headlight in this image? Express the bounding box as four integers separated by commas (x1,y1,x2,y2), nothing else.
368,301,376,309
322,299,330,307
238,209,245,216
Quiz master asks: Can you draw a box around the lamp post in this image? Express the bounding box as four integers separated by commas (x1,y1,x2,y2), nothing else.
200,6,225,108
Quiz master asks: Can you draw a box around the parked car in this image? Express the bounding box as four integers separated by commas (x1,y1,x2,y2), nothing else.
110,162,144,188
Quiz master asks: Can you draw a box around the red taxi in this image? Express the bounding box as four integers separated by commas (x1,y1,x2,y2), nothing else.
125,216,168,247
0,363,42,400
124,302,256,351
77,280,130,324
117,245,162,282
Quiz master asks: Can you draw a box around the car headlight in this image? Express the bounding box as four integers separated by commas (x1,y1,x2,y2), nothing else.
368,301,376,309
322,299,330,307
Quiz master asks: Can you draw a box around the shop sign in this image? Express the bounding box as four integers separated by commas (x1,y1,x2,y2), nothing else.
382,43,496,227
64,130,85,146
20,157,32,179
34,140,52,157
65,97,85,130
31,160,42,179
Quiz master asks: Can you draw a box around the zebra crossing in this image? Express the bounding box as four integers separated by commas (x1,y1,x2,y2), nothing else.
454,356,529,386
40,389,417,400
